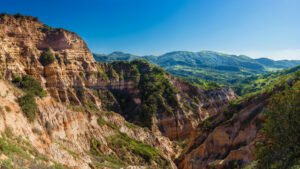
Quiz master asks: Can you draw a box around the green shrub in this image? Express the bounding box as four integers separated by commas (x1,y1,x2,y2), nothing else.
39,49,55,66
97,118,117,129
13,75,46,97
38,25,56,33
198,119,213,132
64,58,71,65
18,93,37,122
4,127,14,138
106,132,169,167
13,75,46,122
84,101,99,112
14,13,22,19
4,106,11,112
90,138,126,167
12,75,22,84
125,122,137,129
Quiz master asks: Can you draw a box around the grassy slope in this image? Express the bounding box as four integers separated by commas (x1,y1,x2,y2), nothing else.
232,65,300,96
0,128,64,169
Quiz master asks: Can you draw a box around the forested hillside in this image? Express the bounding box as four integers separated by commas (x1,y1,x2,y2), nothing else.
94,51,300,86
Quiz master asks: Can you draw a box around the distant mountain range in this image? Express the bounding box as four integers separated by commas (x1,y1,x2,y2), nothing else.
94,51,300,85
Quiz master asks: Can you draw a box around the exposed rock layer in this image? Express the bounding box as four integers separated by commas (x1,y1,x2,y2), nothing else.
177,94,269,169
0,14,237,141
0,14,239,168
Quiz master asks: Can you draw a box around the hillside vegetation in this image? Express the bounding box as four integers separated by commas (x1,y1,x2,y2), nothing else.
232,65,300,95
255,80,300,169
177,68,300,169
94,51,300,87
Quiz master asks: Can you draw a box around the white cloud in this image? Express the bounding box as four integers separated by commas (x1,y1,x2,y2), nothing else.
225,49,300,60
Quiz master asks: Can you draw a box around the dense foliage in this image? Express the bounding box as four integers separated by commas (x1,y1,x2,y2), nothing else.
138,64,179,128
255,81,300,169
111,60,179,128
13,75,46,122
18,93,37,122
13,75,46,97
39,49,56,66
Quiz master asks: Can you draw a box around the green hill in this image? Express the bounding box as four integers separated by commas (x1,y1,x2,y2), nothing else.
93,52,139,62
93,51,300,87
254,58,300,69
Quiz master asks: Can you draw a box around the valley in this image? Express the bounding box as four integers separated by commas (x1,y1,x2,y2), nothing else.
0,13,299,169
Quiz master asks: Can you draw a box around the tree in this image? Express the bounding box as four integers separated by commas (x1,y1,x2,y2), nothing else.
255,81,300,169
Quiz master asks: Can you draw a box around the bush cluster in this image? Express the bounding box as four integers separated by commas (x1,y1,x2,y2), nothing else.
18,93,37,122
109,60,179,129
13,75,46,122
38,25,56,33
39,49,55,66
13,75,46,97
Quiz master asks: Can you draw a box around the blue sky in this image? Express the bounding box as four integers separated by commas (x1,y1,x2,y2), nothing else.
1,0,300,60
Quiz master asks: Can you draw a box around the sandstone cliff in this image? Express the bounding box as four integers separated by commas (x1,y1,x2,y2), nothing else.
0,14,238,168
0,14,175,169
0,13,237,140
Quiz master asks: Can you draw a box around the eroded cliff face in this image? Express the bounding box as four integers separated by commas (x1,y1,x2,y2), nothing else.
0,14,239,168
154,77,237,140
0,14,177,169
176,93,270,169
0,78,178,168
0,14,238,142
